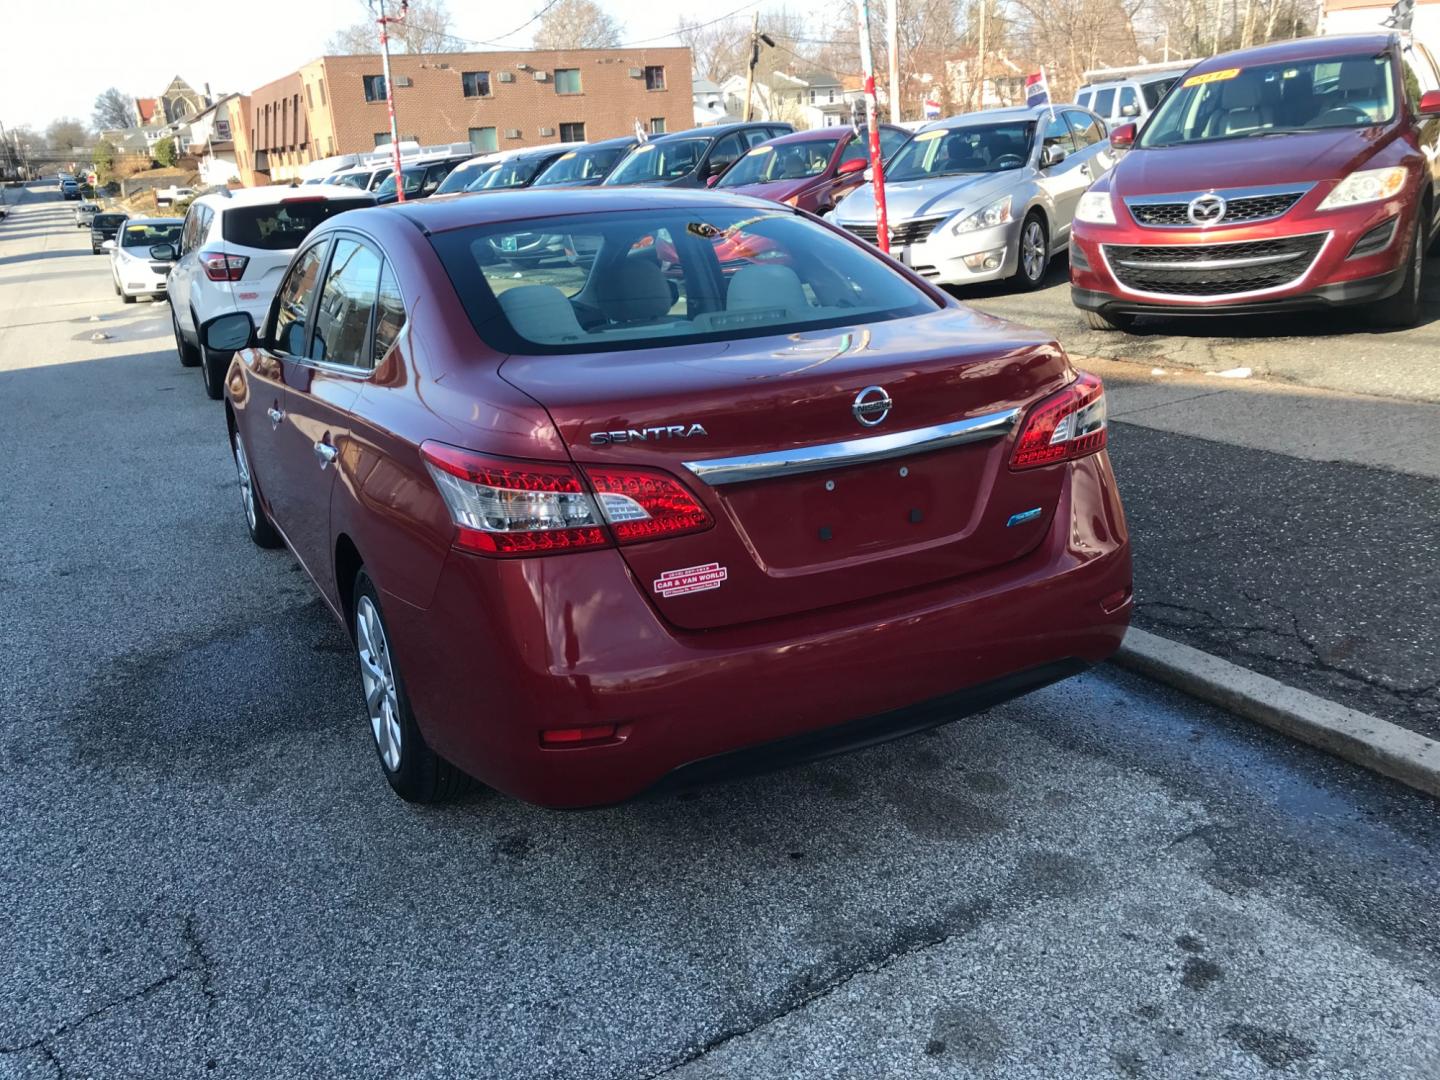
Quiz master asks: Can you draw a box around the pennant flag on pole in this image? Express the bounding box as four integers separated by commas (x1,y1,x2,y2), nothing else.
923,99,941,119
634,117,648,143
1024,69,1051,108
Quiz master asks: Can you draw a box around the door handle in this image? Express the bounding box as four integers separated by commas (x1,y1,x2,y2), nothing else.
267,406,285,428
313,440,339,469
1080,163,1092,179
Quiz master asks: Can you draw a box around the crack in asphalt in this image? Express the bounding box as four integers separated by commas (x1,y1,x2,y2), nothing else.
0,913,215,1073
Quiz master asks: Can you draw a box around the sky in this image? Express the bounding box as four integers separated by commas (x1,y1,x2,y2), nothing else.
0,0,736,133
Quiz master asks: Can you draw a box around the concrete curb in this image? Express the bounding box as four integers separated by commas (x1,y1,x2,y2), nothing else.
1113,627,1440,800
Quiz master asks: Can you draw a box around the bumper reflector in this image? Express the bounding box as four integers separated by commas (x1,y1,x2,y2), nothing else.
540,725,619,747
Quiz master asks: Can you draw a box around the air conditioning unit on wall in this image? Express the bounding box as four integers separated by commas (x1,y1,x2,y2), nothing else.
539,126,554,137
394,76,412,87
505,128,522,139
497,71,516,83
534,71,550,81
628,68,643,78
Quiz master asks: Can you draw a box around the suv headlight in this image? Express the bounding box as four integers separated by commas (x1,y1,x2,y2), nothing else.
1075,190,1117,225
952,195,1013,235
1317,166,1408,211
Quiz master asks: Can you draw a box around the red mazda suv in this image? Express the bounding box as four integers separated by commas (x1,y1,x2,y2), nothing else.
201,188,1132,808
1071,34,1440,330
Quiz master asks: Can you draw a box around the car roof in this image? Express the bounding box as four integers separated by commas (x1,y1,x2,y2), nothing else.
927,105,1058,130
196,184,376,208
375,185,782,235
1187,32,1393,75
653,121,788,141
573,135,640,150
121,216,183,226
505,141,587,161
757,125,903,147
1082,70,1188,89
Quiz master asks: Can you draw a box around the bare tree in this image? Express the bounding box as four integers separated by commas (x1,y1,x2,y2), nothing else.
676,15,749,81
92,88,134,131
327,0,465,54
45,118,90,151
533,0,622,49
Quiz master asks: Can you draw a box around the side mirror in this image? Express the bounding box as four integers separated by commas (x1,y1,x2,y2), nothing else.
101,239,115,251
1120,103,1140,117
1420,90,1440,117
836,157,867,176
1040,144,1068,168
706,173,720,188
149,243,177,262
1110,123,1137,149
201,311,255,352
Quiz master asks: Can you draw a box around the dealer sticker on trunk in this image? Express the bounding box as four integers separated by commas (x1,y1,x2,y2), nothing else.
653,563,728,598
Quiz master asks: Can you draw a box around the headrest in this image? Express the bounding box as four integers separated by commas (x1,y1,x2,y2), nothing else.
595,258,673,322
727,264,809,315
1338,58,1380,92
1219,79,1261,108
497,285,584,343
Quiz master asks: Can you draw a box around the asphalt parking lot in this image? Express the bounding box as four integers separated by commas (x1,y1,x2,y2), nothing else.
2,183,1439,1079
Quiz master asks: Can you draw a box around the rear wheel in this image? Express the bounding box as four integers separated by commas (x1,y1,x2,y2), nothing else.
172,304,201,368
1370,213,1427,329
231,426,282,549
201,344,230,400
1014,213,1050,291
353,571,468,804
1083,308,1136,332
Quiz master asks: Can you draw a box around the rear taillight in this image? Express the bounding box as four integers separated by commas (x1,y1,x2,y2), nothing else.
200,250,248,282
1009,372,1108,470
420,442,712,557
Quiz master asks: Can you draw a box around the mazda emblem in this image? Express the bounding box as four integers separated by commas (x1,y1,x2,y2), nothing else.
852,385,892,427
1187,193,1227,226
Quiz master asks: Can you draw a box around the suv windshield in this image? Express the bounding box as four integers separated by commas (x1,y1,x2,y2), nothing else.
1140,52,1396,147
886,122,1036,181
429,207,935,355
718,138,840,187
222,198,371,250
604,138,710,184
121,222,182,248
471,157,548,191
533,146,628,186
436,160,493,194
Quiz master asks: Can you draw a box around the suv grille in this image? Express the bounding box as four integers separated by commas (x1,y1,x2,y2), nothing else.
1103,234,1327,297
1127,190,1307,228
846,215,947,247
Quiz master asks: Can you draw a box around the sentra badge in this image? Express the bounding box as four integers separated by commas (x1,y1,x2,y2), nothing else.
590,424,708,446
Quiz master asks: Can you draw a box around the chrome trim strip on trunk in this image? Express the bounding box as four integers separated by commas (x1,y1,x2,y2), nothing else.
682,407,1021,486
1112,251,1304,270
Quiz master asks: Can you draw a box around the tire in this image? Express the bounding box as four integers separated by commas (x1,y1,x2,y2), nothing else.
112,278,121,296
1014,212,1050,291
201,344,230,400
171,303,201,367
352,571,468,804
1083,308,1136,332
1370,213,1427,329
230,426,283,549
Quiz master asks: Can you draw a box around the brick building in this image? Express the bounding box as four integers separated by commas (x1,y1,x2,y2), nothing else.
233,47,691,185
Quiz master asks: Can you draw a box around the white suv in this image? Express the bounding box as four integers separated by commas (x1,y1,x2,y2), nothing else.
168,185,374,398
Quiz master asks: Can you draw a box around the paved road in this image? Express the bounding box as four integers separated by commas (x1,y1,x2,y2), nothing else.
964,252,1440,404
3,184,1439,1079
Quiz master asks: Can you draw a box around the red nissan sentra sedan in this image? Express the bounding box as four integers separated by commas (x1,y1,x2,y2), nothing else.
715,125,910,214
1071,33,1440,331
201,188,1132,808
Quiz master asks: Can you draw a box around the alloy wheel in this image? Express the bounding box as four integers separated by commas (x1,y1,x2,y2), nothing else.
232,434,257,531
1022,220,1046,282
356,596,403,772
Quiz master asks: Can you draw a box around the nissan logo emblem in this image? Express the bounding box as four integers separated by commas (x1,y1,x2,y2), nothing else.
852,385,892,427
1187,193,1227,226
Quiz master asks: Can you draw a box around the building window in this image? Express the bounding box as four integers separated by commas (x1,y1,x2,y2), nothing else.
809,89,816,104
462,71,491,98
374,131,392,146
649,117,666,134
319,80,327,105
363,75,387,102
469,126,497,152
553,68,581,95
644,65,665,91
828,89,836,103
559,122,585,142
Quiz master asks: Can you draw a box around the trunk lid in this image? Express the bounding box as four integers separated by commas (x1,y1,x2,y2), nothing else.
500,308,1075,631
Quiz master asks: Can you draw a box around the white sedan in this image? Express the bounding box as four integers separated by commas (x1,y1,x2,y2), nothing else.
107,218,183,303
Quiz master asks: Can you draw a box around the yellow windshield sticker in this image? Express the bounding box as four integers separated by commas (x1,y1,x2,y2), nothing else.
749,144,773,153
1183,67,1241,88
915,129,945,141
634,144,655,153
558,152,577,160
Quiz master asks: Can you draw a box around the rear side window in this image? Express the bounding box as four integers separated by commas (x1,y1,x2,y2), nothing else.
1142,78,1177,109
309,237,383,367
374,263,405,364
271,243,328,356
1065,110,1105,146
222,198,371,251
1093,87,1116,117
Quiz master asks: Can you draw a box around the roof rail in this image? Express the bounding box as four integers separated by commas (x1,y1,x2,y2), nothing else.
1080,59,1203,83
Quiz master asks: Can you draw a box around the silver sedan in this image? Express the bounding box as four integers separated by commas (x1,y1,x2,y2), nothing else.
831,104,1115,290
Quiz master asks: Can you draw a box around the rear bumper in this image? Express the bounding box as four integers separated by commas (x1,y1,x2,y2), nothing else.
384,452,1132,808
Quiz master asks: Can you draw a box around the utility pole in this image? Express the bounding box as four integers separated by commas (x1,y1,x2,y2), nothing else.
976,0,987,109
377,0,407,201
857,0,890,255
742,14,775,122
886,0,900,122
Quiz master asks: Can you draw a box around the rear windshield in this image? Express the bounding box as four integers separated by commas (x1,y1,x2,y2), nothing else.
604,138,711,185
121,222,182,247
222,198,371,250
436,160,492,194
886,122,1035,181
718,138,840,187
532,146,629,186
1140,53,1396,147
429,206,936,356
93,214,126,228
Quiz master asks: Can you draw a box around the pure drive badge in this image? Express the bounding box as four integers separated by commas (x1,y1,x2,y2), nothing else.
590,424,708,446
